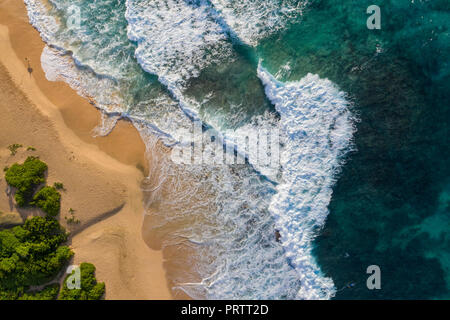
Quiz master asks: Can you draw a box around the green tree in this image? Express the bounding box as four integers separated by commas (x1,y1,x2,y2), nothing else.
53,182,64,190
18,284,60,300
8,144,22,156
4,157,47,206
0,216,73,298
31,186,61,217
59,263,105,300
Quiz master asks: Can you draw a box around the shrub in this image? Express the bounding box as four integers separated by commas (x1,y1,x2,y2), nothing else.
59,263,105,300
0,289,20,300
65,216,80,225
18,284,60,300
4,157,47,206
53,182,64,190
26,147,36,152
65,208,80,225
7,144,22,156
31,186,61,217
0,216,72,296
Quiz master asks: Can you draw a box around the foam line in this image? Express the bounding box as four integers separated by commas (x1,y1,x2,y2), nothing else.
258,65,355,299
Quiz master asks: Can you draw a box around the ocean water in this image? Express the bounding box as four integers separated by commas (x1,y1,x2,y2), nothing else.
257,0,450,299
24,0,449,299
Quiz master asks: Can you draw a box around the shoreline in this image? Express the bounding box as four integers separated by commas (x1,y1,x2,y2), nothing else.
0,0,149,175
0,0,172,299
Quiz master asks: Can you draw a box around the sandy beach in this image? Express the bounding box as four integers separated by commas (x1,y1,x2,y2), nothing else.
0,0,172,299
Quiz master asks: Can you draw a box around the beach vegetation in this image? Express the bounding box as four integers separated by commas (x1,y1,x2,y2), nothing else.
65,208,80,225
53,182,65,190
59,263,105,300
7,144,22,156
26,146,36,151
0,216,73,299
1,155,105,300
4,157,47,206
65,216,80,225
31,186,61,217
18,284,60,300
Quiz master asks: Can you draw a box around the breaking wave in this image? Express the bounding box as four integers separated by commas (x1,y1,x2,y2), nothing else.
24,0,355,300
258,66,355,299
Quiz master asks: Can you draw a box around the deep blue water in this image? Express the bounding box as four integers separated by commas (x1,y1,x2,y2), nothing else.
258,0,450,299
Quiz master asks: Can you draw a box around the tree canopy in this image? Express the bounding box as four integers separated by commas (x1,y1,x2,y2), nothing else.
2,155,105,300
59,263,105,300
4,156,47,206
31,186,61,217
0,216,72,299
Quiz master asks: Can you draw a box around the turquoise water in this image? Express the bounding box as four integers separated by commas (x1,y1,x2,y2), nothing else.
24,0,449,299
258,0,450,299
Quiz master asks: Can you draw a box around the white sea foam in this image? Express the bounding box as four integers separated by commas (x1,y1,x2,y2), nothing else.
258,65,355,299
139,146,304,299
41,45,193,143
122,0,306,178
41,46,124,113
210,0,305,46
24,0,60,43
221,112,282,178
124,0,279,176
25,0,124,113
122,0,308,179
125,0,234,88
124,0,304,92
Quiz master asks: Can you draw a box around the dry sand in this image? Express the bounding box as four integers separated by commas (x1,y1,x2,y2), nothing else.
0,0,173,299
